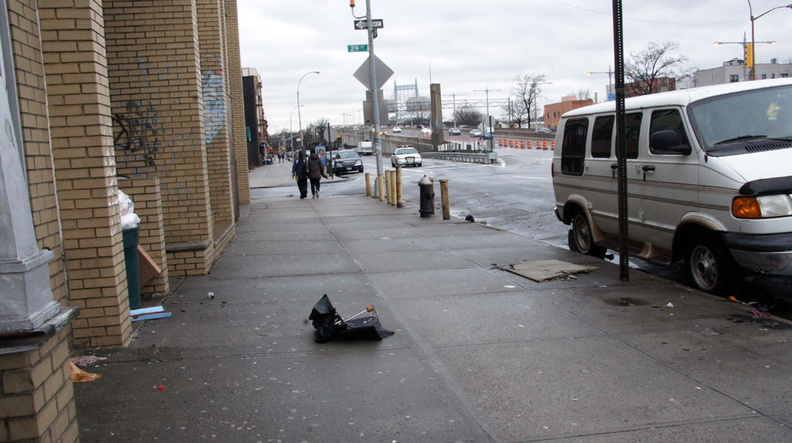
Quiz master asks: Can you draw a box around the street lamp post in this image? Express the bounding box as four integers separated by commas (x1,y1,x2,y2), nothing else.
289,105,302,152
297,70,320,149
586,67,614,101
713,34,775,81
747,1,792,80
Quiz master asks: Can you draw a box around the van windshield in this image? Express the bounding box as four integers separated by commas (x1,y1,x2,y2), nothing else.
688,84,792,156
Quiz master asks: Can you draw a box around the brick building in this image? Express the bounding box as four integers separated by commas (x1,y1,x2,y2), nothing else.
543,96,595,130
0,0,249,440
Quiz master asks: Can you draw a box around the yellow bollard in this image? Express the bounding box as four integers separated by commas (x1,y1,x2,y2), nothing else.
365,173,371,197
385,169,393,204
395,166,403,208
378,174,386,202
440,179,450,220
389,170,397,206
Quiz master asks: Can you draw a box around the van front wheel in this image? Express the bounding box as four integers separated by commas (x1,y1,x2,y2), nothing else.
569,212,606,259
687,236,741,295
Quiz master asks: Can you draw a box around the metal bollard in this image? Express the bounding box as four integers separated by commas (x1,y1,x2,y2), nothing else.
440,179,450,220
396,166,403,208
389,170,397,206
418,175,434,218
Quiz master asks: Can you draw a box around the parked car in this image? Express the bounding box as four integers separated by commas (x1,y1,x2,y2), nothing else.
469,129,482,137
448,128,461,135
537,127,553,134
421,127,431,134
391,145,422,167
332,149,364,175
392,126,402,133
552,78,792,295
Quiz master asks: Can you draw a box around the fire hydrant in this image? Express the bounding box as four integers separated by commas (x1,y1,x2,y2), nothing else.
418,175,434,218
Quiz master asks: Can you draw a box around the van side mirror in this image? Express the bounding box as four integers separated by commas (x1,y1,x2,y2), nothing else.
651,130,691,155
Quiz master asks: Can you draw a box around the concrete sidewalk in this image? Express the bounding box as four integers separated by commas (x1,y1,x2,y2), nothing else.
73,192,792,441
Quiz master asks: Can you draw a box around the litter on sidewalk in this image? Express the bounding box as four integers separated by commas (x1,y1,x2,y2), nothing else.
308,294,394,343
131,306,172,322
504,259,598,282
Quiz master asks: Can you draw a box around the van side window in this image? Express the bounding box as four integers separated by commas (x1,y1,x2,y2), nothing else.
650,109,691,155
623,113,642,159
591,115,614,158
561,118,588,176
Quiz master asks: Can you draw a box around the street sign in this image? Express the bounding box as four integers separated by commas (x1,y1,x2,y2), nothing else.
353,55,393,90
354,19,384,30
347,44,368,52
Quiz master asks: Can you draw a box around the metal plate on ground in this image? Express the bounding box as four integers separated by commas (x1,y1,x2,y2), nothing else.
507,259,598,282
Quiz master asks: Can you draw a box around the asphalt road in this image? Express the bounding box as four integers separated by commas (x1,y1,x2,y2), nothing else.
254,147,792,318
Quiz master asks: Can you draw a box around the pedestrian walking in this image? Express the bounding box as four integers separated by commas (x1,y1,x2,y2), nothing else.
307,150,329,199
292,151,308,199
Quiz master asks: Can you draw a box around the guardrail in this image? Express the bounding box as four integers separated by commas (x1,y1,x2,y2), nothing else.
421,151,497,164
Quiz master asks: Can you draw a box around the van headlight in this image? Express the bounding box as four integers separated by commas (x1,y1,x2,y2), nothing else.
732,194,792,219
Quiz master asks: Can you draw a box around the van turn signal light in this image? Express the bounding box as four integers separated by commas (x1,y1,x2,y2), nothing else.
732,197,762,219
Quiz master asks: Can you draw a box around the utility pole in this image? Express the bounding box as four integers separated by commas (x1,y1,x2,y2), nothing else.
351,0,384,196
473,87,499,152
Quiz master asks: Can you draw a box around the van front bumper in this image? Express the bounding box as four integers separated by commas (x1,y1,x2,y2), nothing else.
722,232,792,275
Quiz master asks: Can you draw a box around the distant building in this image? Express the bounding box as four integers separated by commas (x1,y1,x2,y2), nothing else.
242,68,267,166
624,77,676,97
544,96,594,130
692,58,791,87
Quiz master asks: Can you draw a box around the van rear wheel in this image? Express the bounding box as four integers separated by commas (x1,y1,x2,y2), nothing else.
686,235,741,295
569,212,606,259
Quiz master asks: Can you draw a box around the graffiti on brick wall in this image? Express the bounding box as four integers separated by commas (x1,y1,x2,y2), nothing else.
202,56,226,146
112,100,161,166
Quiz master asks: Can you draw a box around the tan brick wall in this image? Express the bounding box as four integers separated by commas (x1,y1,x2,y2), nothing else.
39,0,133,348
105,0,216,276
7,0,69,308
224,0,251,205
198,0,236,266
121,177,169,297
0,327,79,442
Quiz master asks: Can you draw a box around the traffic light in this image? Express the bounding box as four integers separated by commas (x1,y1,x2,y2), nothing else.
745,43,754,68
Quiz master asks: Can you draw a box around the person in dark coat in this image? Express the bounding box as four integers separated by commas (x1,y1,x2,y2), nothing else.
292,151,308,199
307,151,329,199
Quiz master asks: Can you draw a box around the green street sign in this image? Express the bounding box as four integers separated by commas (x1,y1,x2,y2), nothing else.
347,44,368,53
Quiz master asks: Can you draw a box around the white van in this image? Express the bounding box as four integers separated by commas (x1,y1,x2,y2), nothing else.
356,141,373,155
552,78,792,294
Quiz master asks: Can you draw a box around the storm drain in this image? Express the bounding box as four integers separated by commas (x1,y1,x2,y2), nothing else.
505,259,598,282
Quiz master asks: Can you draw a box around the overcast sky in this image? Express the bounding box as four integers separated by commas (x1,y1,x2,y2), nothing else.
237,0,792,133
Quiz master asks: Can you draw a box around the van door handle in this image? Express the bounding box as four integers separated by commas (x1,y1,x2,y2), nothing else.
642,164,655,181
611,163,617,178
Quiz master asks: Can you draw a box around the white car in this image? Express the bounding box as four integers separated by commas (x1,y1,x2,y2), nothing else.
469,129,482,137
391,145,422,167
392,126,402,133
421,127,431,134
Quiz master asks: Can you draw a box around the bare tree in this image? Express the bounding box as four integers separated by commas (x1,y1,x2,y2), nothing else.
502,99,527,128
513,73,546,129
577,89,592,101
625,42,688,95
454,103,483,127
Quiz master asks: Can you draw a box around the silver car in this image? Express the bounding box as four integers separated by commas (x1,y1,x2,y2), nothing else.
390,146,422,167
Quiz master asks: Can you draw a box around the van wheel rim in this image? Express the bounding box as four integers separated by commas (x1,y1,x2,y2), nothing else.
690,245,717,290
573,215,592,252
